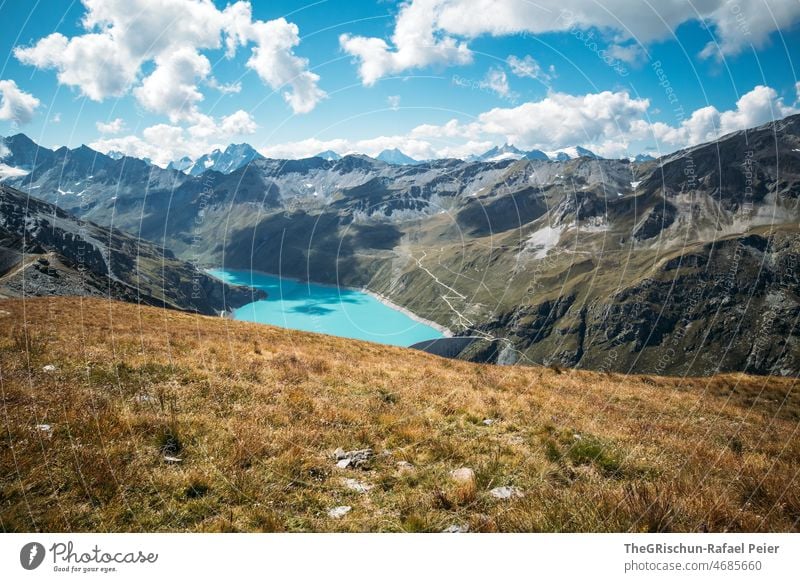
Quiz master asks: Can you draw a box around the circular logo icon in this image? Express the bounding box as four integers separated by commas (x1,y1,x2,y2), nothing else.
20,542,46,570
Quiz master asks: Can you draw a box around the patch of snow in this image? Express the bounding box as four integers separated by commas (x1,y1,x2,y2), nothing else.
630,180,641,189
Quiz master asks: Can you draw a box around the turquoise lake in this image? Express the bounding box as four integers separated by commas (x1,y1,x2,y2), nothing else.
207,269,445,347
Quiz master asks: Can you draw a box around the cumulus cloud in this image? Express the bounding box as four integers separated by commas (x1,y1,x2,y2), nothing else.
96,117,125,134
253,83,799,161
340,0,800,83
475,89,650,149
90,109,258,166
259,134,482,161
133,48,211,122
480,67,511,98
507,55,554,83
245,17,326,114
14,0,324,116
647,84,800,147
0,80,40,124
207,78,242,94
90,82,799,165
340,0,472,86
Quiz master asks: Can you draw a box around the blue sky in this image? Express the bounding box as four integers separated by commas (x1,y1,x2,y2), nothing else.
0,0,798,164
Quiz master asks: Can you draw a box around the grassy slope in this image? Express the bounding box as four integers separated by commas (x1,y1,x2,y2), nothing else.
1,297,798,532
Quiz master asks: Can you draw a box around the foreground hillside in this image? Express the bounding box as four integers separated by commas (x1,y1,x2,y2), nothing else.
1,297,798,532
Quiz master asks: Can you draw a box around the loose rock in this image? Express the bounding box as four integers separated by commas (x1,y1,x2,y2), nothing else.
442,524,469,533
42,365,56,372
489,486,524,500
332,448,374,469
342,478,373,493
328,505,351,519
450,467,475,483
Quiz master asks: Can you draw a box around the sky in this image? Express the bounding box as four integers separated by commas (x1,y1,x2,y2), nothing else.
0,0,798,165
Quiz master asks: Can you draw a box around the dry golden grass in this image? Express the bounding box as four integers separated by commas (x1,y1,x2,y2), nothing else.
0,297,798,532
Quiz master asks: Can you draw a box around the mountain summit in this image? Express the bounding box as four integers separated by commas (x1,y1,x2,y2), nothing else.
376,148,420,165
179,143,263,175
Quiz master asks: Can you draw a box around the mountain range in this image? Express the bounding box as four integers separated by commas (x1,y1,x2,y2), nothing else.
154,143,610,174
2,114,799,375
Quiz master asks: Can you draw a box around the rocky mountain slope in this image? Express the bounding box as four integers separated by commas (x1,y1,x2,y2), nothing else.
0,184,261,314
3,114,800,375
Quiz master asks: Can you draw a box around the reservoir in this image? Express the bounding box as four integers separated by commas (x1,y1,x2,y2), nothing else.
208,269,446,347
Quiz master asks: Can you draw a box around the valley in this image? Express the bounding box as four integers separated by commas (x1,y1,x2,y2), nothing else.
3,114,799,375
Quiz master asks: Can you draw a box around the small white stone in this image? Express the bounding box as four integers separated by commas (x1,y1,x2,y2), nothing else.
482,418,495,426
42,365,56,372
336,458,352,469
489,486,524,500
342,478,373,493
35,423,52,433
328,505,351,519
442,524,469,533
163,456,183,464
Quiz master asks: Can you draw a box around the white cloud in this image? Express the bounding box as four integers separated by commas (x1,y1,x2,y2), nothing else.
15,32,139,101
89,82,799,165
133,48,211,122
0,80,40,124
188,109,258,140
207,77,242,94
480,67,511,98
90,109,258,166
96,117,126,134
15,0,324,115
647,84,800,146
475,89,651,149
606,44,645,66
340,0,800,82
51,113,61,124
388,95,401,110
340,0,472,86
507,55,553,83
254,83,799,161
244,17,326,114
